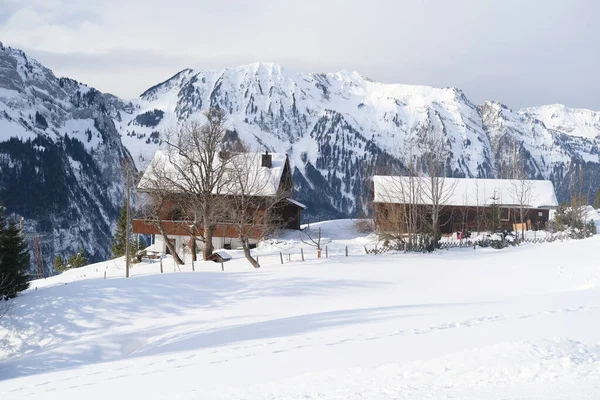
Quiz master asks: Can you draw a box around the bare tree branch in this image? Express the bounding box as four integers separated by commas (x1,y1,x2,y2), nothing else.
300,226,332,257
224,147,293,267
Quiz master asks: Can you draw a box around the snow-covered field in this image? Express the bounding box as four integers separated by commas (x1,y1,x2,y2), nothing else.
2,219,600,399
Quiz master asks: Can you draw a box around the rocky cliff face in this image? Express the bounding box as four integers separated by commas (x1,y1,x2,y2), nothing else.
0,42,133,271
120,63,600,220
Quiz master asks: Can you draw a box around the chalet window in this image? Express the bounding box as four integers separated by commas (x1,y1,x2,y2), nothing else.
169,207,184,221
382,207,390,219
500,208,510,221
538,211,543,217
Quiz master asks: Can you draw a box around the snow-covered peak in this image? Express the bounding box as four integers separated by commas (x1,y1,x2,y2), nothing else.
521,104,600,139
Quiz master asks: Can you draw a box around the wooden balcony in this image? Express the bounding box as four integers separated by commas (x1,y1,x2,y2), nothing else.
132,219,264,239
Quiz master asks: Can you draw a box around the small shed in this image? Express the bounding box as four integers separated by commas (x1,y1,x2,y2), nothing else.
207,251,232,263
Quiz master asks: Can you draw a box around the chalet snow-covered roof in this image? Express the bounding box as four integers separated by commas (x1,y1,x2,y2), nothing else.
138,150,289,197
373,176,559,209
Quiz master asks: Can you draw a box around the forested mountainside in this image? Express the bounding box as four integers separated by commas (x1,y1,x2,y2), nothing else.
0,42,133,270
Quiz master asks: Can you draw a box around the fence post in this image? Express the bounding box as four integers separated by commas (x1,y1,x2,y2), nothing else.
289,253,291,261
160,257,163,273
326,246,328,258
345,246,348,257
221,260,224,271
280,252,284,265
301,248,304,261
104,271,106,280
191,260,195,272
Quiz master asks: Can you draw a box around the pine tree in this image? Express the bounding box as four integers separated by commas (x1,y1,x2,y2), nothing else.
0,221,31,299
53,255,66,272
67,248,87,269
594,188,600,209
111,202,128,258
486,191,503,232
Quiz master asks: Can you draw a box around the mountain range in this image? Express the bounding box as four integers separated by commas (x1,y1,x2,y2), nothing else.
0,42,599,268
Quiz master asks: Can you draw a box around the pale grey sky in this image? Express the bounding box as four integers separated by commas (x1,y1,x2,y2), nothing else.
1,0,598,109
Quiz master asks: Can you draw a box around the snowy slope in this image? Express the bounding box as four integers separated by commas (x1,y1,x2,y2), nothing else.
121,64,600,219
1,220,600,399
0,42,133,266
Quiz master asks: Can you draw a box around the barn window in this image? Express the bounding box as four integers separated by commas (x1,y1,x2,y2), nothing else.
500,208,510,221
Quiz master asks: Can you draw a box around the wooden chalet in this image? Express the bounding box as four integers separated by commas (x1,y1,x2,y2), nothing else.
133,151,306,253
372,176,559,234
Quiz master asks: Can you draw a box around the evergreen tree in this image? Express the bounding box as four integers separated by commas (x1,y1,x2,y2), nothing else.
594,188,600,209
553,203,568,231
53,255,66,272
111,202,129,258
67,248,87,269
0,221,31,299
486,192,503,232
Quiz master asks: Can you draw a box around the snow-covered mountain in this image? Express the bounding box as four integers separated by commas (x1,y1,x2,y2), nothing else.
1,44,599,268
121,62,600,219
0,42,132,269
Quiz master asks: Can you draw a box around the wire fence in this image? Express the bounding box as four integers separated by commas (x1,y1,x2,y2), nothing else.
364,230,579,254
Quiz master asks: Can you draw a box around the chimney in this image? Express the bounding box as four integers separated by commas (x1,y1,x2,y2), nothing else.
261,151,272,168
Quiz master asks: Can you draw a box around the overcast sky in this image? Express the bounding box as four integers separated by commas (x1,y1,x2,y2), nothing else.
1,0,598,109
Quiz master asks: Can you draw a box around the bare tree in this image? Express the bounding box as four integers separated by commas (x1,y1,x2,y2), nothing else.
373,159,423,250
137,158,185,265
474,180,486,239
32,235,45,279
371,121,457,251
418,117,457,240
506,139,535,240
570,163,589,229
224,150,292,268
160,109,231,260
457,190,471,243
510,179,535,240
301,226,332,258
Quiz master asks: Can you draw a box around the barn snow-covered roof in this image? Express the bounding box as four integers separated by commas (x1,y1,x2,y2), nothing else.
373,176,559,209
